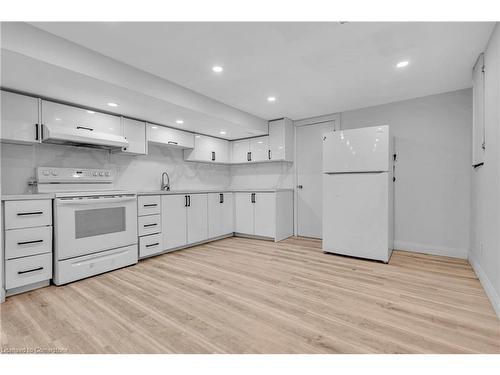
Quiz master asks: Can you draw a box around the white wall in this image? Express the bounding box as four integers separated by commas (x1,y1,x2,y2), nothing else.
1,142,231,194
340,89,472,259
470,24,500,318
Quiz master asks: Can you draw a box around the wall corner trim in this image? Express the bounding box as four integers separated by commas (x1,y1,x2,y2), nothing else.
468,251,500,320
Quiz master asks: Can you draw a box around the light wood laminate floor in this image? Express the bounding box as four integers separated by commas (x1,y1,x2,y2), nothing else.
1,236,499,353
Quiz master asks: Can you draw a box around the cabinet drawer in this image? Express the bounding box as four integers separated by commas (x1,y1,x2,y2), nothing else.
138,195,161,216
139,233,163,258
4,200,52,230
138,214,161,236
5,226,52,259
6,253,52,290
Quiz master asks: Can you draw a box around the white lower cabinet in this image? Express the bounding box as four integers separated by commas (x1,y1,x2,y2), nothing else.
254,192,276,238
2,198,53,296
234,191,293,241
234,193,255,235
161,194,188,251
139,233,163,258
162,193,208,250
208,192,234,238
137,195,163,259
186,194,208,244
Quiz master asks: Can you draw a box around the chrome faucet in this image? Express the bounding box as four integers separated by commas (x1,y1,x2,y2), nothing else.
161,171,170,191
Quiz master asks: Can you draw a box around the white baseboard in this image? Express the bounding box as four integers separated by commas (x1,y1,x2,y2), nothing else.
468,251,500,320
394,240,468,259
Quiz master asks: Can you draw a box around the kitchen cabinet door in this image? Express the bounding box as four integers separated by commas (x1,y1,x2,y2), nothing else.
254,193,276,238
122,118,147,155
208,193,223,238
208,192,234,238
250,136,270,162
231,139,250,163
1,90,40,144
269,118,294,162
187,194,208,244
147,124,194,149
162,195,187,250
184,135,230,163
42,100,122,136
213,137,230,163
234,192,254,235
221,192,234,235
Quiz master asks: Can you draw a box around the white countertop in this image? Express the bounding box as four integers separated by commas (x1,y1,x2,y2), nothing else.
1,189,293,201
137,188,293,195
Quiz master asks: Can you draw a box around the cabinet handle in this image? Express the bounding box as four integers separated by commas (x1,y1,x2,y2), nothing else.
143,223,157,228
219,193,224,204
251,193,256,203
17,211,44,216
212,151,216,161
143,203,158,207
35,123,39,141
77,126,94,131
145,243,160,248
268,150,271,160
18,267,44,275
17,239,44,246
247,152,252,161
168,141,178,145
188,195,191,207
185,195,188,207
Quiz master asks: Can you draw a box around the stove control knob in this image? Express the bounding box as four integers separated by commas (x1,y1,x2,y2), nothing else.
99,172,104,176
105,171,110,177
42,170,50,176
93,172,98,176
50,170,58,176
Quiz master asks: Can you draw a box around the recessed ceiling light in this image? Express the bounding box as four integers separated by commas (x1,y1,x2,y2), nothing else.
55,118,61,121
219,131,227,135
86,110,95,114
107,102,118,107
212,66,223,73
176,119,184,124
396,61,409,68
267,96,276,102
151,126,158,130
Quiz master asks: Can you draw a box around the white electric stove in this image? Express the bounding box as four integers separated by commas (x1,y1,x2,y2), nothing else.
36,167,138,285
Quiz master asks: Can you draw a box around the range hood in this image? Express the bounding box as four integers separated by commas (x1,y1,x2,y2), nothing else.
41,123,128,150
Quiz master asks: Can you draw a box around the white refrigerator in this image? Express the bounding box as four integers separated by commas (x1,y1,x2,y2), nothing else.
322,125,394,263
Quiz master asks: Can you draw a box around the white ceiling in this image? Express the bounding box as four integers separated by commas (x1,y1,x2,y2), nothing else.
31,22,494,120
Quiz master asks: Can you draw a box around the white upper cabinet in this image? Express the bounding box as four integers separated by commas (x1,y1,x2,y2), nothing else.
147,123,194,149
121,118,147,155
0,90,40,144
231,139,251,163
269,118,294,162
472,53,485,166
41,100,122,136
249,136,270,162
184,134,230,163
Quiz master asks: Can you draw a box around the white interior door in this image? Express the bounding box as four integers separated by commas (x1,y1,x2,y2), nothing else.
296,120,336,238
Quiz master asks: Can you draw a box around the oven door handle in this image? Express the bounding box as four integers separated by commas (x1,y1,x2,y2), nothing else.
56,196,136,205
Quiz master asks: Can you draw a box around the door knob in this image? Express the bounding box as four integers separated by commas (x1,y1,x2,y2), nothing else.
297,185,303,189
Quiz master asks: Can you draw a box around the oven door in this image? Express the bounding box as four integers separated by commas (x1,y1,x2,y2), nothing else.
54,195,138,260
